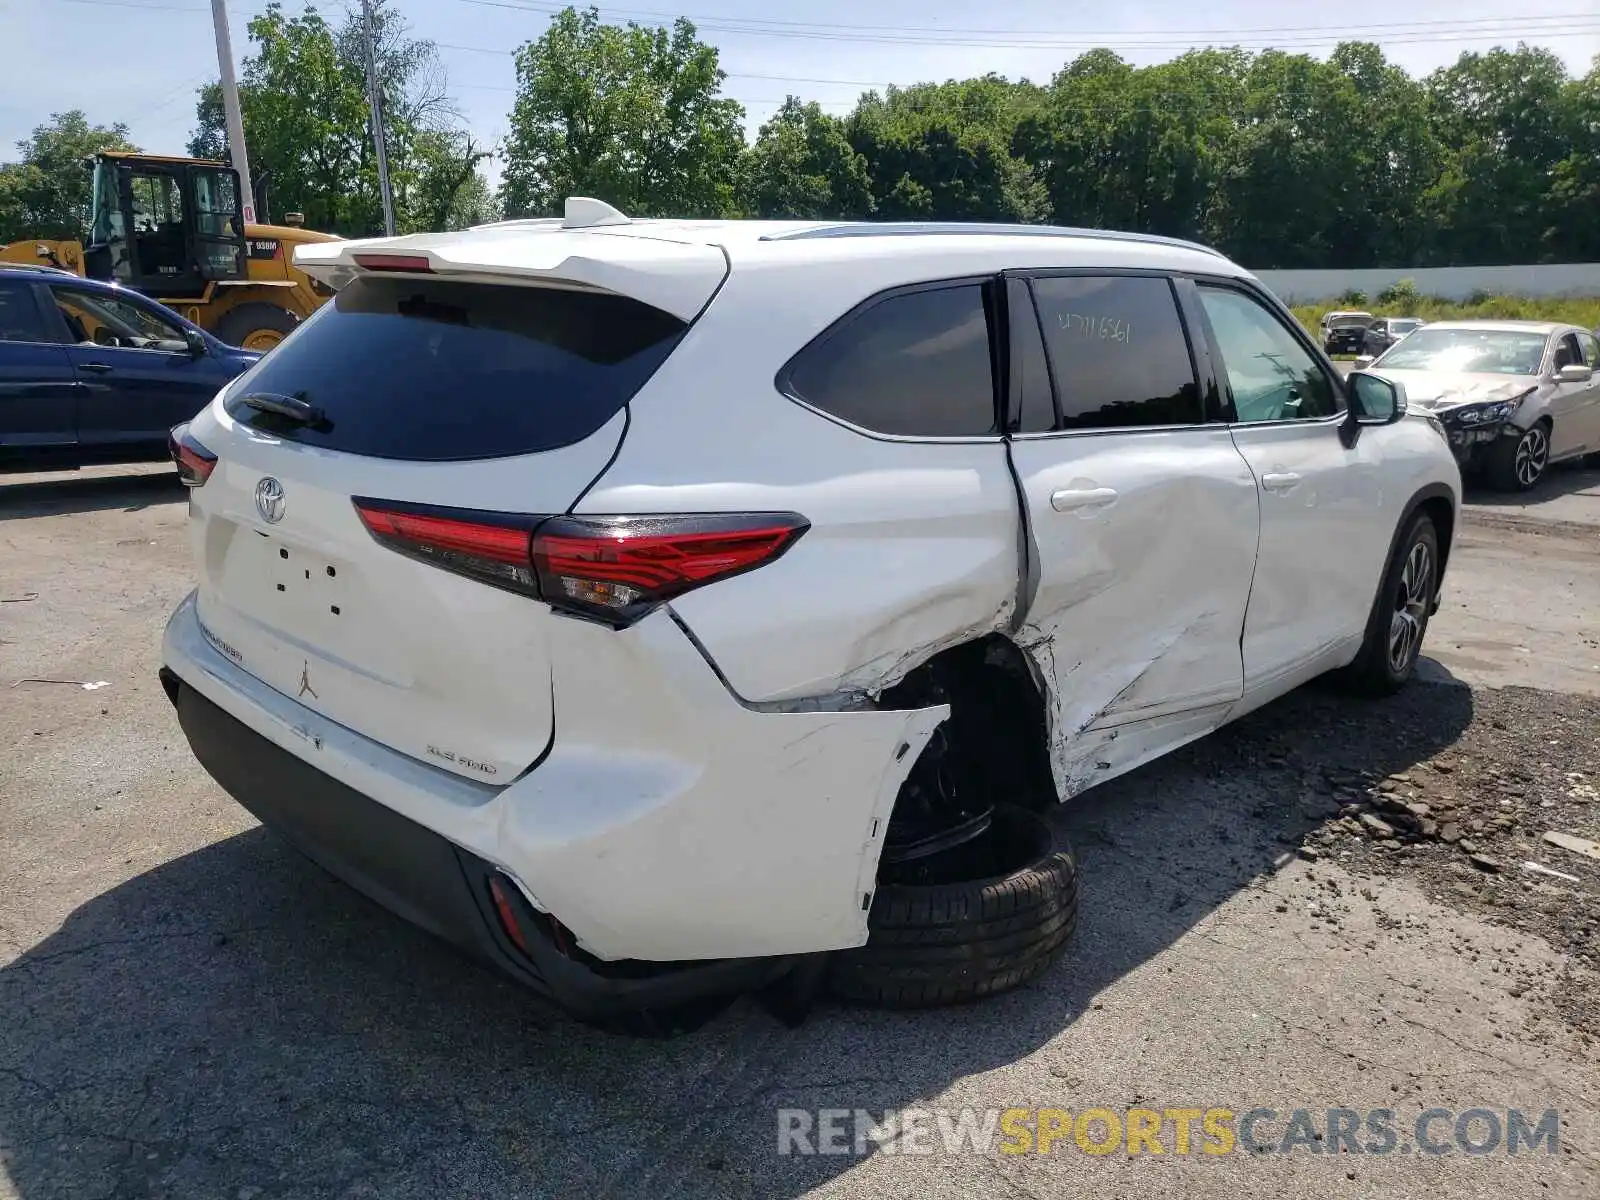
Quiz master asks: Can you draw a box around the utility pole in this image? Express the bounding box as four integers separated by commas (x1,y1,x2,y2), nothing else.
361,0,397,236
209,0,255,222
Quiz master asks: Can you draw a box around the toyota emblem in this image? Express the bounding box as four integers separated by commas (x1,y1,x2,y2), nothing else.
255,476,286,524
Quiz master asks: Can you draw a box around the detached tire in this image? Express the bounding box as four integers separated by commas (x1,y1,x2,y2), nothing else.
213,302,299,352
829,807,1078,1009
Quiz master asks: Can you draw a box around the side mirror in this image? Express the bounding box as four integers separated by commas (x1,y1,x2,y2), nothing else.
1354,354,1376,370
1556,363,1593,384
184,328,207,358
1342,371,1407,447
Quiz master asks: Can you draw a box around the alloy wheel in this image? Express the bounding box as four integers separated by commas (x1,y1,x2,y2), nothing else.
1514,425,1549,488
1388,540,1432,674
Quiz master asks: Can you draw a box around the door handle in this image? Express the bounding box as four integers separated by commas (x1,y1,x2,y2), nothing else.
1050,486,1118,512
1261,472,1301,493
78,362,114,374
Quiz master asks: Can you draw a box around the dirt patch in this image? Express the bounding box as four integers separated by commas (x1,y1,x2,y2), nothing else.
1216,683,1600,1036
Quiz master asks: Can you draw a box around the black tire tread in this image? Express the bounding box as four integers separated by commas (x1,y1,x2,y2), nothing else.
830,810,1079,1009
1340,511,1438,696
213,302,298,348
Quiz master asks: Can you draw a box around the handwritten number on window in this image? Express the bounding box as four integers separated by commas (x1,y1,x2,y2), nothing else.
1057,312,1132,345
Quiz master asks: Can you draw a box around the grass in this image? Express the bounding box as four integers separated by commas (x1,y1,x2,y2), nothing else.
1290,294,1600,338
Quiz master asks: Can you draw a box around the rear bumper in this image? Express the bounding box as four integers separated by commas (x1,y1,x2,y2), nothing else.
161,591,945,972
165,673,786,1017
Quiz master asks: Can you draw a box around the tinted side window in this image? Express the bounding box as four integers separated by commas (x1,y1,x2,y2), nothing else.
1013,282,1055,434
1554,333,1583,369
0,281,51,343
1577,331,1600,369
1030,275,1200,430
1197,286,1340,423
784,285,998,437
52,287,186,350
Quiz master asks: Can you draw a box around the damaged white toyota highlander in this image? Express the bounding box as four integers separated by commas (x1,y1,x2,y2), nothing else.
159,202,1461,1027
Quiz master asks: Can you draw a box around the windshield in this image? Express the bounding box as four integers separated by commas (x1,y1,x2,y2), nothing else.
1328,313,1372,328
1376,328,1547,376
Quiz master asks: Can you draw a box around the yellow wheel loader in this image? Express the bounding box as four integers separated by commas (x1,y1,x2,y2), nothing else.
0,152,338,350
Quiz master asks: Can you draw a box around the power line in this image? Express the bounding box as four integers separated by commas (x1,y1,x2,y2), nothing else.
437,42,896,86
52,0,1591,48
449,0,1594,48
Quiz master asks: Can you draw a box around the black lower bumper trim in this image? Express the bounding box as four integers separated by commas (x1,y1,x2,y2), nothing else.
169,675,792,1019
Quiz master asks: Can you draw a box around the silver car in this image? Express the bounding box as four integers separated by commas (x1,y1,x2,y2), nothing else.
1359,320,1600,490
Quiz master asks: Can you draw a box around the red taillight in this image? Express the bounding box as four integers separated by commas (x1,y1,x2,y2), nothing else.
353,501,539,595
352,252,433,273
168,425,216,487
488,876,531,957
351,500,808,626
532,514,808,624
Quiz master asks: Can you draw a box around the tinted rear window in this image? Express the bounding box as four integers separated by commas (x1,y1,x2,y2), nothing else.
225,277,687,460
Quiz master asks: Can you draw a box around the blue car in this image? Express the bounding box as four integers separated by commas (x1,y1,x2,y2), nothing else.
0,264,260,471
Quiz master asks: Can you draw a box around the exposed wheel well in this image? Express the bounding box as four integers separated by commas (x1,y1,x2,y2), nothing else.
1416,495,1455,584
877,634,1057,817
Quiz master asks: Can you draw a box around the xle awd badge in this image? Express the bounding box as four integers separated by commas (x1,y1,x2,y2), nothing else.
255,476,286,524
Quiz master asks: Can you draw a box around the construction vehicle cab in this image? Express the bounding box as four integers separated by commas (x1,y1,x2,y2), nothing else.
2,152,337,351
84,152,248,300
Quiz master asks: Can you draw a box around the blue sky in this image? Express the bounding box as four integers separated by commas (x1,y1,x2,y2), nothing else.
3,0,1597,193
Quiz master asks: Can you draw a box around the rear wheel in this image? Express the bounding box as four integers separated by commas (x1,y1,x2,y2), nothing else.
829,806,1079,1009
213,302,299,352
1486,421,1550,491
1340,512,1438,695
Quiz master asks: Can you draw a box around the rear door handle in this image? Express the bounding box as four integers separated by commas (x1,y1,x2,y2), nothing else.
1261,472,1301,493
1050,486,1118,512
77,362,114,374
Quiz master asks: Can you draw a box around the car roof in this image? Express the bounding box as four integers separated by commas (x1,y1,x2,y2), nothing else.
469,215,1233,262
1411,319,1569,335
302,210,1249,319
0,266,133,296
0,262,78,277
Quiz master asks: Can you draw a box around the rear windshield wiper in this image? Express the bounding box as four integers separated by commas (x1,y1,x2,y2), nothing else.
239,391,325,427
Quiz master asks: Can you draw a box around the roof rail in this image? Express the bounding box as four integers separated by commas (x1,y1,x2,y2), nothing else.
761,221,1228,259
467,217,564,232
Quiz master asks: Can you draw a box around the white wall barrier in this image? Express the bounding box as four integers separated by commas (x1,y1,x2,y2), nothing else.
1252,263,1600,303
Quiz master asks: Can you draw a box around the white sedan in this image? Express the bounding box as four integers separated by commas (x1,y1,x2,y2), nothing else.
1361,320,1600,490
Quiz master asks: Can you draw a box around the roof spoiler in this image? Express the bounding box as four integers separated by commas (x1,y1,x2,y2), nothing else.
291,200,724,323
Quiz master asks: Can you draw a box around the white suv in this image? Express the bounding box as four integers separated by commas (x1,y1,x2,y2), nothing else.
160,204,1461,1024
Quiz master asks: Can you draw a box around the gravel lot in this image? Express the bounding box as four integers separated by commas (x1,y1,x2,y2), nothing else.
2,461,1598,1200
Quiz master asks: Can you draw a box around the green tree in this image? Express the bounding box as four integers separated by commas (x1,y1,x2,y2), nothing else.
1204,50,1372,268
736,97,871,218
1420,46,1576,264
186,1,488,235
411,130,496,229
1018,48,1246,240
0,111,138,242
1326,43,1441,269
500,6,745,218
1539,57,1600,261
845,75,1047,222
